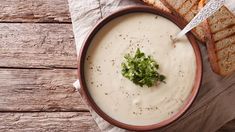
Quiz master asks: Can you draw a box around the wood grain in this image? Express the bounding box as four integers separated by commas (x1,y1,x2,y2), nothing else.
0,69,87,112
0,0,98,131
0,0,70,23
0,112,99,132
0,23,77,68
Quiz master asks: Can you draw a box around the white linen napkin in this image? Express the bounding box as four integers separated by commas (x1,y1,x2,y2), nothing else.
225,0,235,13
68,0,235,131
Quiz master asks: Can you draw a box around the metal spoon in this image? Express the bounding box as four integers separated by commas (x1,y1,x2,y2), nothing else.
172,0,226,42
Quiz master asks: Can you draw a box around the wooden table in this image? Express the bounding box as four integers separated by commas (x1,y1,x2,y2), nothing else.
0,0,98,131
0,0,234,131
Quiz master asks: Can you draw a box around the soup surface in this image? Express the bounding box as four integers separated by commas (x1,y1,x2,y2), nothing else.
84,12,196,125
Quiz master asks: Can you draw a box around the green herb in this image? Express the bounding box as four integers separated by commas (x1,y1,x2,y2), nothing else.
121,48,166,87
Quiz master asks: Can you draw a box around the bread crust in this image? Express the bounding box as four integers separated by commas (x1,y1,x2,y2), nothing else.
205,5,235,76
198,0,221,75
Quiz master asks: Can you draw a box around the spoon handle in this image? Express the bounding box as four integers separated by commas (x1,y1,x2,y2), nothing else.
176,0,225,39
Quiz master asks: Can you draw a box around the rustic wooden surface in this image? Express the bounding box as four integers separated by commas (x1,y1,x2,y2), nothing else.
0,112,98,132
0,0,98,131
0,0,71,23
0,69,87,112
0,23,76,68
0,0,234,131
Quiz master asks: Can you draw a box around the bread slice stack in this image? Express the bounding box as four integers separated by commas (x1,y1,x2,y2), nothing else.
140,0,235,76
206,5,235,75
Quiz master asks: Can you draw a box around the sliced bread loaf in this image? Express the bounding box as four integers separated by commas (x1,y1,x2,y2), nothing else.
206,6,235,76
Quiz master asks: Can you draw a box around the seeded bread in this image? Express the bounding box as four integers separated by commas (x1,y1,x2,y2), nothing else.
205,5,235,76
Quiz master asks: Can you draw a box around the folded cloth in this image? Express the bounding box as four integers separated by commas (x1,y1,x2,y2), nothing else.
68,0,235,131
225,0,235,13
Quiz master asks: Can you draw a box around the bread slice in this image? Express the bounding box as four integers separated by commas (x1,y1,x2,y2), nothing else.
205,6,235,76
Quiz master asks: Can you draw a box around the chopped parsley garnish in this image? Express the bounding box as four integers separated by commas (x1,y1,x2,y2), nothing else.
121,48,166,87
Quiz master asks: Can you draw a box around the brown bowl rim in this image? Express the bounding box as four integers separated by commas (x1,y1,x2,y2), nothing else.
77,6,202,131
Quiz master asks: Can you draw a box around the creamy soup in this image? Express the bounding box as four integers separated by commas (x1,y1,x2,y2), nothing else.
84,13,196,126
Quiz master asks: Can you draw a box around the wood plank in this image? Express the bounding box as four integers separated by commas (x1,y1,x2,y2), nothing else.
0,0,70,23
0,112,99,132
0,69,87,111
0,23,77,68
